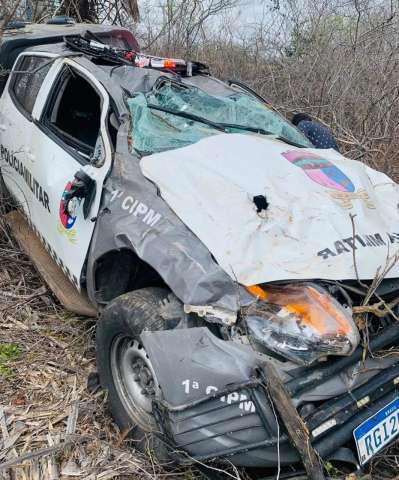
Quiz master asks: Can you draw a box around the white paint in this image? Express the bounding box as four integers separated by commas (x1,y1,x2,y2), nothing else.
141,133,399,285
0,54,112,288
181,381,255,412
206,385,218,394
357,396,370,408
312,418,337,438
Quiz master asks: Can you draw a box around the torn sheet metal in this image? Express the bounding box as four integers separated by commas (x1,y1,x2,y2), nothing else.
141,327,258,406
141,327,300,467
109,65,244,99
86,120,252,312
141,133,399,285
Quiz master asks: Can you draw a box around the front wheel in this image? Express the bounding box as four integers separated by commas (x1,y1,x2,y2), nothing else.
96,287,171,459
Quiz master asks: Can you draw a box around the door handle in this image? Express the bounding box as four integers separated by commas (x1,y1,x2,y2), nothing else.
0,124,6,132
63,170,96,219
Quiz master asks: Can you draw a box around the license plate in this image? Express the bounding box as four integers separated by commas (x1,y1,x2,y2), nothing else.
354,397,399,465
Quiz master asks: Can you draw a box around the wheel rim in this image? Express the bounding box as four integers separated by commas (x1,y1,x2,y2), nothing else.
110,335,160,429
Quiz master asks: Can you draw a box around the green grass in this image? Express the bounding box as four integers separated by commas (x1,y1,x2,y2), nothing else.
324,461,342,478
0,343,21,377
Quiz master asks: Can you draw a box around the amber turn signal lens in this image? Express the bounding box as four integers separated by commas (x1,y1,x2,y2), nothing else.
245,283,360,365
246,284,268,300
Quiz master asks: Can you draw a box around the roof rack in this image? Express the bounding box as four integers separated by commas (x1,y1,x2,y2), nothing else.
64,34,209,77
47,16,75,25
5,20,27,30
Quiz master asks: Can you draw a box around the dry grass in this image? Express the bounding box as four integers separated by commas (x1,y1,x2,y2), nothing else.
0,213,398,479
0,219,199,480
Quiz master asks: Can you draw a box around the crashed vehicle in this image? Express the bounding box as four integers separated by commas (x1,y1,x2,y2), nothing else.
1,19,399,475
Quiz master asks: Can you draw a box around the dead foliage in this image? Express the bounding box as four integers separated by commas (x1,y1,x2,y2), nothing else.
0,218,201,479
1,1,399,477
0,213,398,479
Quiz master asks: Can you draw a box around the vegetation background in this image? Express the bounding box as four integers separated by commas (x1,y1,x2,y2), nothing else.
0,0,399,478
2,0,399,181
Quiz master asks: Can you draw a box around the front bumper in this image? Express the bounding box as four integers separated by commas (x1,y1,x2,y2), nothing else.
141,324,399,468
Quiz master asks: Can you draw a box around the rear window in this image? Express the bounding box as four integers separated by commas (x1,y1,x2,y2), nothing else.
11,56,51,116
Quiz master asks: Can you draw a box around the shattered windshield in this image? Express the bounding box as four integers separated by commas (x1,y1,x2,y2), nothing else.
127,80,312,154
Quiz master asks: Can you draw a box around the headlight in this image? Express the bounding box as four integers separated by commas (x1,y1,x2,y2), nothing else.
245,283,359,366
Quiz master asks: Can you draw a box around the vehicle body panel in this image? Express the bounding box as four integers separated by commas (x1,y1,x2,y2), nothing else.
0,53,48,212
86,120,251,312
141,132,399,285
1,23,399,471
142,326,399,467
0,53,113,287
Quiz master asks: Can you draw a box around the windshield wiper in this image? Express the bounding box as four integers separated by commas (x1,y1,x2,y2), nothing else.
148,105,273,136
224,123,307,148
147,104,226,132
222,124,306,147
147,104,306,147
218,123,273,135
275,135,307,148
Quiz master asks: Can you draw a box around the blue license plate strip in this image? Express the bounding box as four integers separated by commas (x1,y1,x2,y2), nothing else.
353,397,399,465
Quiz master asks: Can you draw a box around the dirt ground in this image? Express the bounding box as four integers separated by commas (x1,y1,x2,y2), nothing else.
0,219,201,480
0,216,398,480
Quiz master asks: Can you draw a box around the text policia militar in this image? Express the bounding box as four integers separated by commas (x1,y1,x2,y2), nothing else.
0,144,50,212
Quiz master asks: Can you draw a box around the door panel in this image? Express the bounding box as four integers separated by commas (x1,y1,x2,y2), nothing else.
0,55,53,214
29,60,112,289
0,93,34,212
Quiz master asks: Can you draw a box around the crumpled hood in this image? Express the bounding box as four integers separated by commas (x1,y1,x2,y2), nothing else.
140,133,399,285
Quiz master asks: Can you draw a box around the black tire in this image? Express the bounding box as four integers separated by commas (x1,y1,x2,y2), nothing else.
96,287,171,460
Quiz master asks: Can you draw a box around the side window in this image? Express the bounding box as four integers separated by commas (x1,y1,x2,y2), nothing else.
43,68,102,160
11,56,51,116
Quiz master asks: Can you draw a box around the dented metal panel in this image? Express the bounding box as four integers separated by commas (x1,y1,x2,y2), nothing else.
140,327,300,467
86,121,252,312
141,133,399,285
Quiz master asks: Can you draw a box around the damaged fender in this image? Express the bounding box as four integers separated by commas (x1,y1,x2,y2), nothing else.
86,120,252,314
140,327,300,467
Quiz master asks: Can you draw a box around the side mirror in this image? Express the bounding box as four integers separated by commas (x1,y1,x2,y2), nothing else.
63,170,96,220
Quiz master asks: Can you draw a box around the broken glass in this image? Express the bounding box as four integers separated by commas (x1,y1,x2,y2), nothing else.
128,81,311,154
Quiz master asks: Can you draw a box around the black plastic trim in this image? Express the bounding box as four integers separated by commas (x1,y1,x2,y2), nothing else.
286,323,399,396
306,362,399,433
38,63,106,166
314,389,398,459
